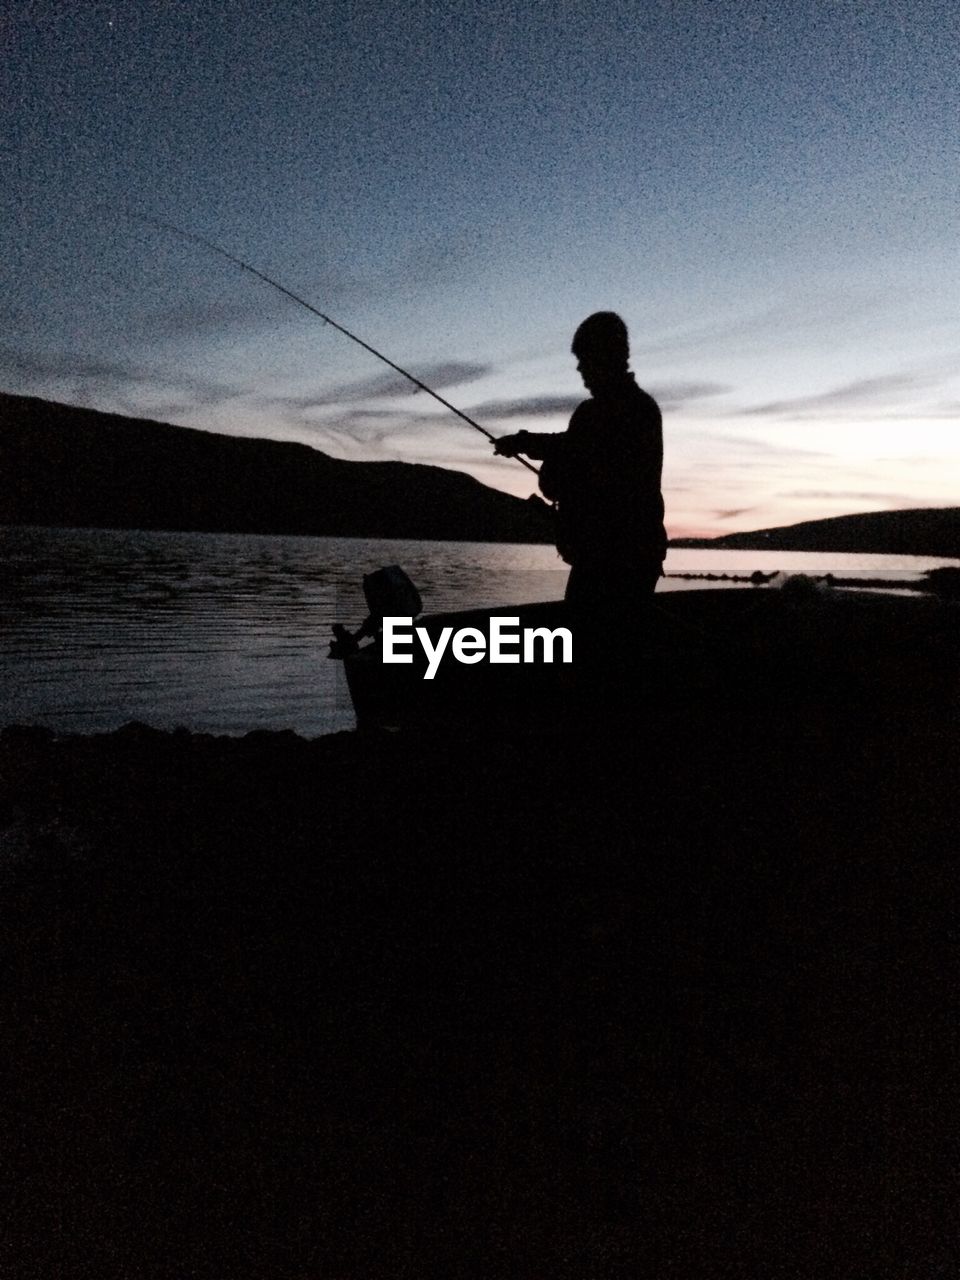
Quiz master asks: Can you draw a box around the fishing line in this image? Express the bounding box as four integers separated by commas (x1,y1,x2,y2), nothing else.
127,213,540,477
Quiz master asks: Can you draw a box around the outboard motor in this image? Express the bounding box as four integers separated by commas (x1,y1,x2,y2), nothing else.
362,565,422,621
329,566,422,659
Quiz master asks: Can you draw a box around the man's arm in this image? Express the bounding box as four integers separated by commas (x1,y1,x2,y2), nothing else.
493,430,563,461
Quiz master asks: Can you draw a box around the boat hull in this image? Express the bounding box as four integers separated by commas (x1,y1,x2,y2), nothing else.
342,587,958,732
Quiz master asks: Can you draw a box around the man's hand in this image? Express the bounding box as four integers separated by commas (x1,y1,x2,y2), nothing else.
493,431,531,458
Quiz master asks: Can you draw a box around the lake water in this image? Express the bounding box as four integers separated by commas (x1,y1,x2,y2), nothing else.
2,525,955,736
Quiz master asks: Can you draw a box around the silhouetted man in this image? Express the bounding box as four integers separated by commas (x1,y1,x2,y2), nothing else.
494,312,666,640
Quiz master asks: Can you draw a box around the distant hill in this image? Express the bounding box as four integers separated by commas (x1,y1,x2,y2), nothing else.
671,509,960,559
0,392,555,544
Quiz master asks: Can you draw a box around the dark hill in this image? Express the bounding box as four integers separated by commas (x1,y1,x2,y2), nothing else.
0,392,555,543
671,508,960,558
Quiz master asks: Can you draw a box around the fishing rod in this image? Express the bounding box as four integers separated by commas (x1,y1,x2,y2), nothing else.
131,214,540,477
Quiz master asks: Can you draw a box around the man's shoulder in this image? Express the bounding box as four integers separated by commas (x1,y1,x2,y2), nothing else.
568,398,597,434
570,381,661,430
565,379,662,442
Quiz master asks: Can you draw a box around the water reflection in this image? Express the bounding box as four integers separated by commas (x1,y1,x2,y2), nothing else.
1,526,952,736
0,527,566,735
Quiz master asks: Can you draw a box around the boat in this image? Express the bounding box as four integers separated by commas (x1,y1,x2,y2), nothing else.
330,568,959,734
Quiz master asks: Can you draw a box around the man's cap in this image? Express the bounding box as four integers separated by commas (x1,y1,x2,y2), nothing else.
572,312,629,363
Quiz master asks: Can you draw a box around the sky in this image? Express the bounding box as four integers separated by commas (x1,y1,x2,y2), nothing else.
2,0,958,537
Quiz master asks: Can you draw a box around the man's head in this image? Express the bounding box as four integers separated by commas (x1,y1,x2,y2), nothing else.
571,312,629,396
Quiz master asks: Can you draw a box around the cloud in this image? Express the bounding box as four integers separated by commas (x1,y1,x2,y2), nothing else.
0,342,241,418
860,401,960,421
633,288,898,363
255,392,500,467
777,490,922,503
0,346,129,383
714,507,758,520
705,432,831,459
738,372,938,419
466,382,732,423
132,299,269,339
466,394,583,420
264,398,451,442
285,361,493,410
648,381,731,410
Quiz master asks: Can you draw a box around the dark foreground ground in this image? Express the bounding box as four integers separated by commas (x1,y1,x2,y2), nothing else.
1,637,958,1277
